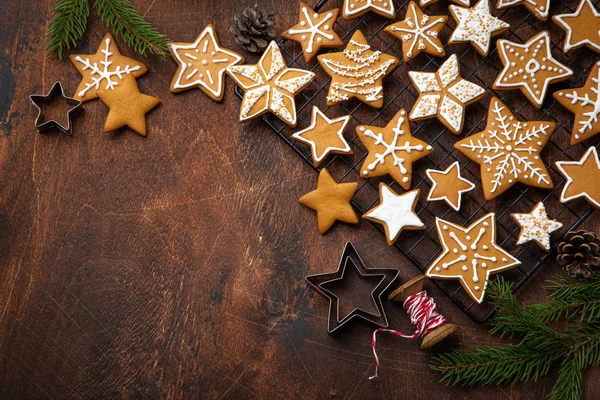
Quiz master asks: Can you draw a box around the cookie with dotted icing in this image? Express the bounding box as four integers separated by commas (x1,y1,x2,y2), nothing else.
553,0,600,54
408,54,485,134
384,1,447,62
497,0,551,21
555,147,600,209
342,0,395,20
510,202,563,251
282,3,343,63
426,161,476,211
356,109,434,189
426,213,521,304
493,31,573,109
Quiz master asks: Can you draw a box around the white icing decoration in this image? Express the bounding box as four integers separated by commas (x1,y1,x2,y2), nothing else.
497,0,551,20
558,62,600,139
426,162,475,211
553,0,600,53
388,3,446,58
288,7,336,54
555,146,600,209
512,202,563,250
344,0,395,18
421,0,470,6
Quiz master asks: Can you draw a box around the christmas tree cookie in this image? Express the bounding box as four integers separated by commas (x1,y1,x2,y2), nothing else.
342,0,395,20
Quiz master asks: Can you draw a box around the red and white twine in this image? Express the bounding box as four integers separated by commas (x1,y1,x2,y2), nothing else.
369,291,448,380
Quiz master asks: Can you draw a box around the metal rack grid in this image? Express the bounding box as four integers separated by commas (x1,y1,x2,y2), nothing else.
235,0,599,323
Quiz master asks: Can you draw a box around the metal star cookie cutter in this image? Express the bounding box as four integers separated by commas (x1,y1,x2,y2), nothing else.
306,242,399,333
30,81,84,136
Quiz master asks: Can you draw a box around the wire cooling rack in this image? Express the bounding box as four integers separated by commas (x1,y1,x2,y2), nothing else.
235,0,599,323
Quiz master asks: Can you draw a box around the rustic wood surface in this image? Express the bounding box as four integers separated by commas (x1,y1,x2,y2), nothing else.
1,0,599,398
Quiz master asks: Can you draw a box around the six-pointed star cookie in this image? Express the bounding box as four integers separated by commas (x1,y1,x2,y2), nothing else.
226,41,315,127
29,81,84,136
291,106,352,167
282,2,343,63
168,25,243,101
363,184,425,246
426,213,521,304
493,31,573,108
342,0,396,20
70,33,148,102
409,54,486,134
318,30,398,108
497,0,551,21
299,168,359,234
357,109,434,189
511,202,563,251
448,0,510,56
555,147,600,209
553,0,600,54
384,2,447,62
455,97,554,200
426,161,476,211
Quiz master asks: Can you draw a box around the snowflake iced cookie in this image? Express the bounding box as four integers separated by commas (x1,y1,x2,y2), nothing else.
420,0,470,7
318,30,398,108
70,33,148,102
493,31,573,109
555,147,600,209
511,202,563,251
291,106,352,167
408,54,485,134
299,168,359,234
426,161,475,211
342,0,395,20
454,97,554,200
226,41,315,127
168,25,243,101
497,0,551,21
357,109,434,189
363,184,425,246
384,2,447,62
282,2,343,63
553,0,600,54
426,213,521,303
448,0,510,57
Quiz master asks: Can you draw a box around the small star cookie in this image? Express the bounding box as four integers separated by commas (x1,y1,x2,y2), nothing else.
497,0,551,21
493,31,573,109
426,161,475,211
357,109,434,189
408,54,485,134
299,169,359,234
553,0,600,54
426,213,521,304
363,184,425,246
555,146,600,209
282,3,343,63
342,0,395,20
511,202,563,251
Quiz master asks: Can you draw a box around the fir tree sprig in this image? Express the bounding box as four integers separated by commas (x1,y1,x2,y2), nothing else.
45,0,90,60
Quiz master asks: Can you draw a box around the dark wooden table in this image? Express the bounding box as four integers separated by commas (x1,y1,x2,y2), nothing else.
1,0,599,398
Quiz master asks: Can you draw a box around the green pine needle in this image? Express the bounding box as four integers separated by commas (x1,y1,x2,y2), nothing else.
45,0,90,60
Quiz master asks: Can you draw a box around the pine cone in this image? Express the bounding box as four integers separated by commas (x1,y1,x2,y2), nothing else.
230,4,276,53
557,230,600,278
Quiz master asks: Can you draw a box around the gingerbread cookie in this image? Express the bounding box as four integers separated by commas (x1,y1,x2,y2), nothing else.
553,0,600,54
299,168,359,234
363,184,425,246
226,41,315,127
448,0,510,57
511,202,563,251
555,147,600,209
70,33,148,102
168,25,243,101
318,30,398,108
426,161,475,211
493,31,573,109
384,2,447,62
420,0,470,6
497,0,550,21
282,3,343,63
342,0,395,20
291,106,352,167
357,109,434,189
454,97,554,200
409,54,485,134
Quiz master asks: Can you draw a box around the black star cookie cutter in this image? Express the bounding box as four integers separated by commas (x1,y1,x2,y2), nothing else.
306,242,399,333
30,81,83,136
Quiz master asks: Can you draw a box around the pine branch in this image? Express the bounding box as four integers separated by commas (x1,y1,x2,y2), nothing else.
45,0,90,60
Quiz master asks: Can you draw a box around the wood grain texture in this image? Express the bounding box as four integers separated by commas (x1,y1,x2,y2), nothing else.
0,0,599,398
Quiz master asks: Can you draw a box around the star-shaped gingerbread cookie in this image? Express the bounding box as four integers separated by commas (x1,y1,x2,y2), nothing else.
420,0,470,6
168,25,243,101
426,161,475,211
357,109,434,189
553,0,600,54
497,0,551,21
455,97,554,200
426,213,521,304
342,0,395,20
555,147,600,209
511,202,563,251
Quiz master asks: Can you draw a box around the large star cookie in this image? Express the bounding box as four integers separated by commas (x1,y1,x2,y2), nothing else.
455,97,554,200
342,0,395,20
497,0,551,21
70,33,148,102
555,147,600,209
357,109,434,189
227,41,315,127
448,0,510,56
493,31,573,109
384,2,447,62
510,202,563,251
168,25,243,101
553,0,600,54
426,161,475,211
409,54,485,134
318,30,398,108
426,213,521,304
